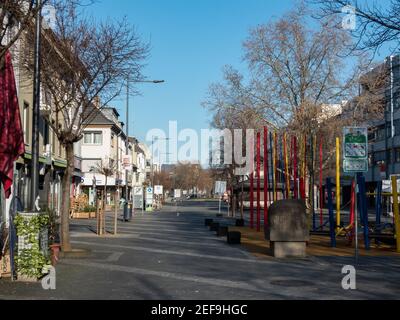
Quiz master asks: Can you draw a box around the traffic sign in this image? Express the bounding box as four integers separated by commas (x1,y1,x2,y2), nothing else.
154,185,163,195
343,127,368,173
174,189,182,198
215,181,227,194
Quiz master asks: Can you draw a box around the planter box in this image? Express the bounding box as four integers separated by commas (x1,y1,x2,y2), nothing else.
15,212,50,282
17,274,39,282
71,212,90,219
0,254,11,278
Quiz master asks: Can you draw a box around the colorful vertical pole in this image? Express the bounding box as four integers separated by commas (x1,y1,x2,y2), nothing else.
375,180,382,240
293,136,298,199
256,132,261,232
358,174,370,250
375,181,382,234
327,178,337,247
250,136,254,229
279,135,285,199
319,137,323,228
311,135,316,231
284,133,290,199
264,127,269,229
273,131,278,201
391,176,400,253
301,135,307,200
349,179,356,244
361,174,370,250
336,137,341,229
269,131,275,204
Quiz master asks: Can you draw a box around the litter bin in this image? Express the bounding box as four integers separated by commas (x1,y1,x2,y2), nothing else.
123,201,133,221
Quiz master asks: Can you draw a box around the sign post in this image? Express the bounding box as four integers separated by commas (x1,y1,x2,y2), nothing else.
215,181,227,215
146,187,153,212
343,127,368,265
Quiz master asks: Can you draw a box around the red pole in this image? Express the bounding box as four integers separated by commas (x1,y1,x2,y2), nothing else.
250,138,254,229
274,132,278,201
319,137,323,228
256,132,261,232
302,135,307,199
264,127,269,229
293,136,298,199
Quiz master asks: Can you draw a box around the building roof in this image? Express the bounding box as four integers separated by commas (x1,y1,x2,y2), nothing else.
83,106,114,126
83,106,125,137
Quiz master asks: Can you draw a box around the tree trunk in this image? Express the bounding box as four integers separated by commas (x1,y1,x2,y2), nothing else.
61,143,74,252
103,176,107,234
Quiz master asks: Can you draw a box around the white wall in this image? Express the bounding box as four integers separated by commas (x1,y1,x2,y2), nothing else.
81,127,112,159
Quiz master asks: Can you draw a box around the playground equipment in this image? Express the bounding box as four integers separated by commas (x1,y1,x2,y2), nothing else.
237,127,400,253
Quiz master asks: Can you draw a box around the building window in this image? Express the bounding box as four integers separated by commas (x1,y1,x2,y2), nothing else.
376,127,385,141
111,133,115,148
83,131,103,145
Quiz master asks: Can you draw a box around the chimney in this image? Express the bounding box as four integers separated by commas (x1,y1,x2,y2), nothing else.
93,96,101,108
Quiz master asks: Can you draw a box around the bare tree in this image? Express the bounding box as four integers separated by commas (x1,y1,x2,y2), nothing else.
94,158,116,235
313,0,400,54
0,0,48,59
95,158,116,210
22,2,148,251
153,171,172,193
203,5,388,208
204,6,382,167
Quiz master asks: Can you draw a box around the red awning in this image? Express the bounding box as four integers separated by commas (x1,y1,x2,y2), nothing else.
0,50,25,198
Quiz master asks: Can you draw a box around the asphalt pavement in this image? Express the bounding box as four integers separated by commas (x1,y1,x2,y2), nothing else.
0,200,399,299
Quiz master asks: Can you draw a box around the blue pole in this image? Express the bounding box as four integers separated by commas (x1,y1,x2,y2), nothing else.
327,178,336,247
375,181,382,233
311,136,316,231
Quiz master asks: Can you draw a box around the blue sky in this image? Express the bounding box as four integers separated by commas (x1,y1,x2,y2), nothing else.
87,0,296,144
85,0,395,165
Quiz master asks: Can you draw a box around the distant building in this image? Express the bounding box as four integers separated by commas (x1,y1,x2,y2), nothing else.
81,106,129,206
362,55,400,183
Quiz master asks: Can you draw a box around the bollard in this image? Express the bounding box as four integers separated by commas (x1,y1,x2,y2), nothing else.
227,231,241,244
235,219,245,227
210,222,220,232
217,226,228,237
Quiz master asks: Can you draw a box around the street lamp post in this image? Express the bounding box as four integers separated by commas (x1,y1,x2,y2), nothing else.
151,136,170,187
123,79,164,221
30,0,42,211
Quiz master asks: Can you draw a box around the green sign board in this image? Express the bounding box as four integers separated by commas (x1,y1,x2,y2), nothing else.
343,127,368,173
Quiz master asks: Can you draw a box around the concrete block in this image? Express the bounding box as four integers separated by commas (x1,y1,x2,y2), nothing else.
205,218,213,226
270,241,307,258
265,200,309,242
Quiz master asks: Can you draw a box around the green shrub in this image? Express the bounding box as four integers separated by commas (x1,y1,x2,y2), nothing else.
14,213,51,278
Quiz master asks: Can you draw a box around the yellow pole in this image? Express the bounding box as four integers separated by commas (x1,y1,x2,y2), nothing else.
391,176,400,253
336,137,341,229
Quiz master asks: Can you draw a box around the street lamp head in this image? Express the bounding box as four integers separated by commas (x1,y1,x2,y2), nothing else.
152,80,165,84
